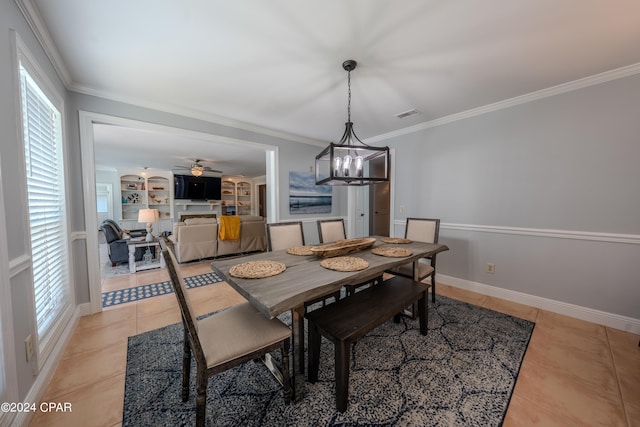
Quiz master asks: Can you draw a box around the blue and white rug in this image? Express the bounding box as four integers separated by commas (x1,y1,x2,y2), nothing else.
102,272,224,307
123,295,535,426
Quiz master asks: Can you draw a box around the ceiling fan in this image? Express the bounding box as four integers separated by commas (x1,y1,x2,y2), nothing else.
173,159,223,177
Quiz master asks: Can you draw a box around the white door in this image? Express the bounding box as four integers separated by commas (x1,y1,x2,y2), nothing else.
96,183,113,226
348,186,368,238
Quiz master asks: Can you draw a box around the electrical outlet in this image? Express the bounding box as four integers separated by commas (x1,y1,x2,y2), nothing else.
399,205,405,213
25,335,33,361
486,263,495,274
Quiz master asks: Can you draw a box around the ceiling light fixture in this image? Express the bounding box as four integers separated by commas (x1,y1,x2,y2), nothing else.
191,164,204,177
315,60,390,186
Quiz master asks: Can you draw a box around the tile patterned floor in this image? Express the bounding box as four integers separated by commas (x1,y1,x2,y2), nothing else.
28,261,640,427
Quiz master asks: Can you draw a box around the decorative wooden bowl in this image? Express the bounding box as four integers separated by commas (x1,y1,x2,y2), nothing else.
310,237,376,258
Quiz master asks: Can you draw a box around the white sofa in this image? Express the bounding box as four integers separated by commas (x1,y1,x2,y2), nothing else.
168,216,266,263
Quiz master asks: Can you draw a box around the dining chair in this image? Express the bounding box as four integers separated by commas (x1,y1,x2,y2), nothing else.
317,218,381,297
317,218,346,243
266,221,305,251
388,218,440,302
159,239,292,427
267,221,341,307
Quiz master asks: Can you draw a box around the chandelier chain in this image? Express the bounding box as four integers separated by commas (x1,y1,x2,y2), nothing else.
347,70,351,123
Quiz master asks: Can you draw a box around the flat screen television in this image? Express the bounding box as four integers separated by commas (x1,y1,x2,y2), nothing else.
174,174,222,200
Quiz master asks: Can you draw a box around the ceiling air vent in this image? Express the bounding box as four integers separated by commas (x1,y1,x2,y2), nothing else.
394,109,420,119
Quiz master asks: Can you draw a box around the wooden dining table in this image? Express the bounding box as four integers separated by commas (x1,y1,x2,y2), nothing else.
211,236,449,398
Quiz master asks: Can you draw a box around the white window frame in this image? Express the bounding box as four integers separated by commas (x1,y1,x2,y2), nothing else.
15,33,74,369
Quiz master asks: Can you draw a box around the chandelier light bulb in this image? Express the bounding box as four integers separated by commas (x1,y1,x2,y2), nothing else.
333,157,342,177
354,155,364,178
342,155,352,177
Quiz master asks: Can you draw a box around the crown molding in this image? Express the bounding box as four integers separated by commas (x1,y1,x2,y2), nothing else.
15,0,72,87
367,62,640,144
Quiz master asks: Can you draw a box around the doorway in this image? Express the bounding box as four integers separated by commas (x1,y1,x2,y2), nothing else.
258,184,267,217
369,158,390,236
79,111,279,314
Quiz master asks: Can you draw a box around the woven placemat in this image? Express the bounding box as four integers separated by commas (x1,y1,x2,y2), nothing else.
287,245,314,256
371,246,413,258
320,256,369,272
229,260,286,279
381,237,412,244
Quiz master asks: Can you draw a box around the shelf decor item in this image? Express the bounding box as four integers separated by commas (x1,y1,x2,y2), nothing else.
315,60,390,186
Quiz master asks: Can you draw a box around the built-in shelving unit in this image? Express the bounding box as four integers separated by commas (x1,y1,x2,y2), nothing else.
147,176,171,220
221,180,236,215
221,178,253,215
120,174,147,220
119,171,173,233
236,181,252,215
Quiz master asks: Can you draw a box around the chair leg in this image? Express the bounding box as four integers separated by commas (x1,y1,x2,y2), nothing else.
418,292,428,335
182,327,191,402
281,338,292,404
308,324,321,383
431,274,436,303
195,368,207,427
335,340,351,413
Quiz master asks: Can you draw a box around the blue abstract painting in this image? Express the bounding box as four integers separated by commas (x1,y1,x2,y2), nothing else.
289,171,332,214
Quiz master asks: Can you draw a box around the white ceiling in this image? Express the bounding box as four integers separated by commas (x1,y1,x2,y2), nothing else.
27,0,640,176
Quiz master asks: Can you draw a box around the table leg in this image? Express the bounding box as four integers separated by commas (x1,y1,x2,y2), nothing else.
128,245,136,273
291,305,305,401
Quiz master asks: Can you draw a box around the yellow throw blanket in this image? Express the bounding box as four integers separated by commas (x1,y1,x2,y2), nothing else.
218,216,241,241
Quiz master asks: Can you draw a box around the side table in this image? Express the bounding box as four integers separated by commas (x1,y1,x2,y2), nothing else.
127,238,165,273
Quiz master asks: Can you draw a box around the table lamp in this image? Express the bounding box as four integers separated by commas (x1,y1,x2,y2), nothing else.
138,208,159,242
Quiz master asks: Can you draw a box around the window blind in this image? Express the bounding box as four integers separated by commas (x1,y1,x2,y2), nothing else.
19,65,71,344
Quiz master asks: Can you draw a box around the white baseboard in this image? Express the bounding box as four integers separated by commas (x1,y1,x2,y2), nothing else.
437,274,640,335
77,302,93,317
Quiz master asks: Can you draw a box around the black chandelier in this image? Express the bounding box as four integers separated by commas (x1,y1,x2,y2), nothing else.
315,60,390,186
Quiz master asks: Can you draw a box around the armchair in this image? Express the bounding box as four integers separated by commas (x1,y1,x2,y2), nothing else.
100,220,144,266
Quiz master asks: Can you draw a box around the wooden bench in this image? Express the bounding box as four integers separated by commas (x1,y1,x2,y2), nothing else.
305,276,429,412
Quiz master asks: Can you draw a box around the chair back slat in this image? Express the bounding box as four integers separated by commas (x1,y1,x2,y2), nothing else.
160,239,205,363
317,219,346,243
266,222,304,251
405,218,440,244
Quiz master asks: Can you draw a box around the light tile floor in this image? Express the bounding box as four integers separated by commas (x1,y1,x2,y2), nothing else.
29,261,640,427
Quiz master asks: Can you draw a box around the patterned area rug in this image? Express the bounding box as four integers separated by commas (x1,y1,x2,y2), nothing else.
102,272,224,307
123,295,534,426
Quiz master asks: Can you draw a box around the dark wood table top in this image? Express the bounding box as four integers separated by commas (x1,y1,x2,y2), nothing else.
211,237,449,319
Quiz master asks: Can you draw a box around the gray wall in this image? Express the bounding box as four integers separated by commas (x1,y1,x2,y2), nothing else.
387,73,640,320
